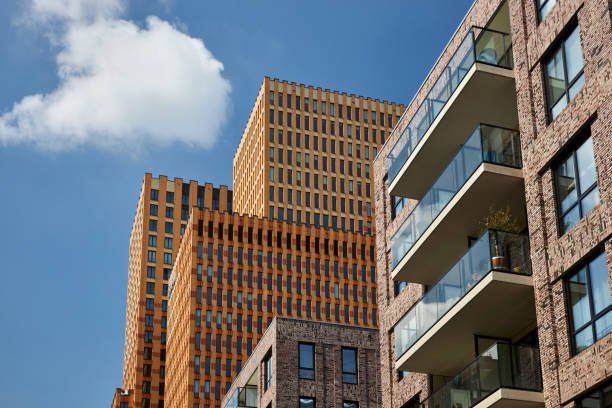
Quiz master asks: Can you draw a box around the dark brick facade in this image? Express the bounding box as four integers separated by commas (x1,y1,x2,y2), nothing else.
510,0,612,406
373,1,611,408
221,317,380,408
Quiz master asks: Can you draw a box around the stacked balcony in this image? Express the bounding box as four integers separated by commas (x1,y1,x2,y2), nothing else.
394,230,535,376
420,343,543,408
387,26,517,200
386,4,543,408
390,124,525,285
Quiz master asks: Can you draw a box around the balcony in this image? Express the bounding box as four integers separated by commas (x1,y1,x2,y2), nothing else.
390,125,524,285
420,343,543,408
387,26,516,199
225,386,257,408
394,230,536,376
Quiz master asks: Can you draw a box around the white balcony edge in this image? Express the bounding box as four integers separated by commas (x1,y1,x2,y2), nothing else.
395,271,534,371
474,388,544,408
388,62,515,196
390,162,524,281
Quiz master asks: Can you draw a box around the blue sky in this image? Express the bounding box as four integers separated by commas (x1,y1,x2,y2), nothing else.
0,0,472,406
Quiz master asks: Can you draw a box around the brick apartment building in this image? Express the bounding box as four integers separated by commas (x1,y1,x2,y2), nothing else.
114,79,404,408
374,2,611,408
220,318,380,408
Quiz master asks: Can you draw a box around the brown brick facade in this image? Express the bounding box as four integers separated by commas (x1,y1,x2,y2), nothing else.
220,318,380,408
510,0,612,406
373,1,611,408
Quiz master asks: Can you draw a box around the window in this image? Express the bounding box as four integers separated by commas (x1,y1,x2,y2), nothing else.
343,402,358,408
298,343,315,379
142,381,151,394
391,195,406,220
264,352,272,390
342,348,357,384
299,398,315,408
577,380,612,408
537,0,556,21
554,135,598,233
566,251,612,354
544,25,584,120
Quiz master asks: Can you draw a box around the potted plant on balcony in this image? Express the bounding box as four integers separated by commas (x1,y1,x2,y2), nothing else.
479,206,521,270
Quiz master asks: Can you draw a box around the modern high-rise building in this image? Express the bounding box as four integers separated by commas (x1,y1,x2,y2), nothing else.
233,77,405,235
220,317,380,408
115,79,404,408
121,174,233,408
165,208,378,408
374,2,611,408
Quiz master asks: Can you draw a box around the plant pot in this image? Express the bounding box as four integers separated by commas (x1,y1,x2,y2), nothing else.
492,256,508,270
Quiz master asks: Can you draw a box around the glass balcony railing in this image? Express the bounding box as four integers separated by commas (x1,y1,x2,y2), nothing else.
395,230,531,360
390,124,521,271
420,342,542,408
387,26,513,185
225,386,257,408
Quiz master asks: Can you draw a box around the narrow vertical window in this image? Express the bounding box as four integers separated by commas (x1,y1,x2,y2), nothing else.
544,25,584,120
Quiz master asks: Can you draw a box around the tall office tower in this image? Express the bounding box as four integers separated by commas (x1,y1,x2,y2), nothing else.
115,78,404,408
122,174,233,408
166,206,378,408
233,77,405,235
374,1,611,408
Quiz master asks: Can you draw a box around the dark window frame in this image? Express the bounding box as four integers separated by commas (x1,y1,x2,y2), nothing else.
298,342,315,380
536,0,556,22
341,347,358,384
564,249,612,355
263,351,273,391
576,379,612,408
553,131,597,235
543,22,584,123
299,397,316,408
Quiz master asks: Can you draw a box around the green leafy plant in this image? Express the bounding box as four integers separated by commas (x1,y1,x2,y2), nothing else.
479,205,521,235
479,206,522,257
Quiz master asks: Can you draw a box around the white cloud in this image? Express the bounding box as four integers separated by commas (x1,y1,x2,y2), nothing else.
1,0,231,152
